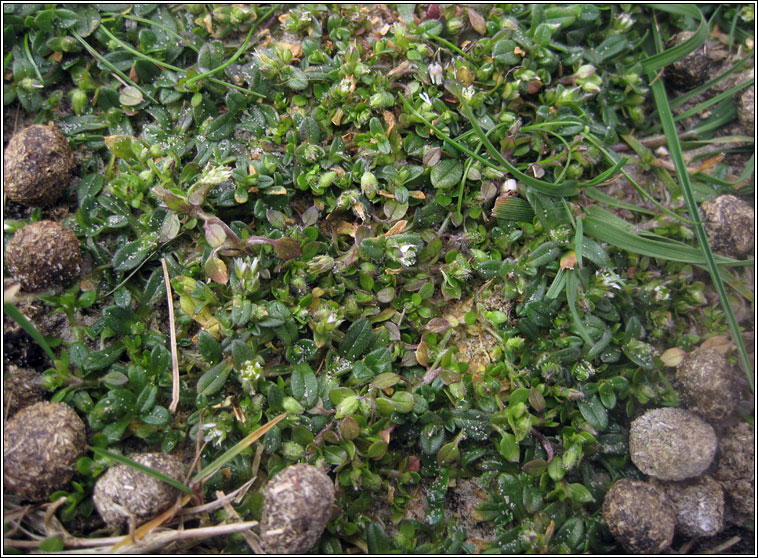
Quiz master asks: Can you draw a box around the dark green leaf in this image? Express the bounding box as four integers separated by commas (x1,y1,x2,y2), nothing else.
366,522,390,555
577,394,608,431
103,306,134,335
196,361,232,396
430,159,463,190
198,331,222,364
566,482,594,503
339,317,373,360
83,346,124,372
141,405,170,426
197,40,224,73
113,241,150,272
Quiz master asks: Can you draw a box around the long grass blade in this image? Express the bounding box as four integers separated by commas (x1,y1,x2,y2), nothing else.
3,302,57,361
582,206,744,265
646,78,754,135
641,5,708,74
566,270,593,346
190,412,287,485
70,31,158,104
647,14,753,390
583,188,656,215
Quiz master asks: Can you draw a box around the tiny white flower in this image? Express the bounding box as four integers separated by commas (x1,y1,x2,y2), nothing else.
653,284,670,302
418,91,433,106
398,244,417,266
596,269,624,291
428,62,443,85
502,178,518,196
201,422,226,447
239,359,263,384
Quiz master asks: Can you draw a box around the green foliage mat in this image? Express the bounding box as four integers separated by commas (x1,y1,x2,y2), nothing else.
3,4,754,554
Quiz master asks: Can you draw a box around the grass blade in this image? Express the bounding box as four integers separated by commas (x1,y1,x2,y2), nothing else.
647,17,753,390
582,206,744,265
3,302,57,361
641,5,708,74
583,188,656,215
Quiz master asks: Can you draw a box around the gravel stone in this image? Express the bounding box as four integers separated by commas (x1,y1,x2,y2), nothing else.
629,407,717,481
3,364,45,418
3,402,86,502
714,422,754,525
93,452,185,530
700,195,754,259
3,124,74,206
259,463,335,554
602,478,675,554
676,347,741,420
654,476,725,537
736,70,754,132
5,220,82,292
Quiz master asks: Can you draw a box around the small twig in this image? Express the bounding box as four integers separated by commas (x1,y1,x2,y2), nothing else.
217,490,262,553
43,497,67,533
181,477,256,515
5,522,260,553
161,258,181,413
697,535,741,554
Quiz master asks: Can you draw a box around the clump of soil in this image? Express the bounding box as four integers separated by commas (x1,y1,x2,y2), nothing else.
602,478,676,554
442,478,495,550
5,220,82,291
258,463,335,554
3,124,74,206
3,364,45,418
664,31,710,91
93,452,185,530
629,407,717,481
3,401,87,502
676,347,742,420
714,422,754,526
653,475,725,538
700,195,755,259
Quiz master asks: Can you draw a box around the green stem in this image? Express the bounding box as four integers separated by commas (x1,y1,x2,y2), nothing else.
102,13,200,52
584,133,696,225
97,25,184,72
425,32,477,66
185,4,280,87
70,31,158,104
